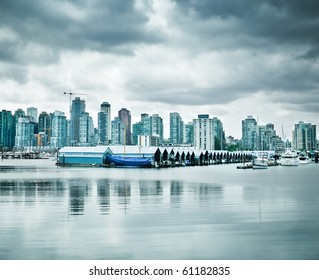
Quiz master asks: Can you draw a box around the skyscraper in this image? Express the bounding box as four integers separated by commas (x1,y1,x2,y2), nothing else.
98,102,111,145
111,117,125,145
183,122,194,145
141,113,150,136
15,117,36,149
241,116,257,150
132,122,142,145
212,117,225,150
27,107,38,122
51,111,68,148
118,108,131,145
38,111,51,146
293,121,316,151
70,97,86,145
193,114,214,150
170,112,183,145
0,110,15,150
150,114,163,144
79,112,94,146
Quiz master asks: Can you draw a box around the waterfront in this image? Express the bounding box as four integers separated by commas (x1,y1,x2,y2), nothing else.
0,159,318,260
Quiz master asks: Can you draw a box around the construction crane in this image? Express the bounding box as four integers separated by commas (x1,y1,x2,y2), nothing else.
63,91,87,117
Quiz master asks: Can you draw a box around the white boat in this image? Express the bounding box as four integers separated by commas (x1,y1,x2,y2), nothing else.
253,153,268,169
298,153,311,164
280,150,299,166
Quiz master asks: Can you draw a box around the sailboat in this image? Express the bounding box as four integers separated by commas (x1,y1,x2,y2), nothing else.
105,125,152,168
105,155,151,167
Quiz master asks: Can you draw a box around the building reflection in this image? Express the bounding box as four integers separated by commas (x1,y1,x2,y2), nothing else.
113,180,131,209
0,179,65,207
97,179,110,215
170,181,183,206
139,180,163,204
24,181,36,207
198,183,223,202
68,179,89,215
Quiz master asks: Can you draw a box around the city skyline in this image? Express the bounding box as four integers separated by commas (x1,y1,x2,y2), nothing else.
1,0,318,139
0,100,317,142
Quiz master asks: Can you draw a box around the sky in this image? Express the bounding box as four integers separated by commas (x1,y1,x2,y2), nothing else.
0,0,318,140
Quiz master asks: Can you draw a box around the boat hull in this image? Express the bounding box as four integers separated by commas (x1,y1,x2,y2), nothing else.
252,156,268,169
105,155,151,168
280,150,299,166
253,163,268,169
280,159,299,166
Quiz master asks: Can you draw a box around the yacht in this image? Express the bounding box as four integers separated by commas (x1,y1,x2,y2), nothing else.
252,152,268,169
280,150,299,166
298,153,311,164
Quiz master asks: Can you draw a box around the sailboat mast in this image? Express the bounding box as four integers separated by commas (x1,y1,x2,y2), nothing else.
123,124,126,158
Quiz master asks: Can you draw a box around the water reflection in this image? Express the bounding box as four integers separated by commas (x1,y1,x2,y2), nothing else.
170,181,183,207
68,179,89,215
97,179,110,215
0,178,228,215
198,183,223,201
113,180,131,210
0,179,65,206
139,180,163,196
139,180,163,206
24,182,36,207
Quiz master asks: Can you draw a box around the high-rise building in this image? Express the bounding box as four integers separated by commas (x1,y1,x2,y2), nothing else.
14,108,26,122
118,108,131,145
241,116,257,150
212,117,225,150
38,111,51,147
293,121,317,151
79,112,94,146
111,117,125,145
140,113,150,136
170,112,183,145
150,114,163,145
183,122,194,145
98,102,111,145
0,110,15,150
193,114,214,150
51,111,68,148
256,123,278,150
27,107,38,122
132,122,142,145
15,117,36,149
132,113,163,146
70,97,86,145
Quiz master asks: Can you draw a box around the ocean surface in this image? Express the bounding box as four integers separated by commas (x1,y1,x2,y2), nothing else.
0,159,318,260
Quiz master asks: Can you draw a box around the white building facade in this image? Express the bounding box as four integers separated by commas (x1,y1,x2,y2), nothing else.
193,114,214,150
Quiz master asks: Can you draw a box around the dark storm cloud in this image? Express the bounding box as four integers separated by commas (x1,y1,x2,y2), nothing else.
0,0,163,64
173,0,319,54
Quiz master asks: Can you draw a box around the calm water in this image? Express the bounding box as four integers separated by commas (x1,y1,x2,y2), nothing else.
0,159,318,260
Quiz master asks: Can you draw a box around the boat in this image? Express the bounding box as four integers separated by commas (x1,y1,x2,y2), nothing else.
105,155,152,168
298,153,311,164
252,153,268,169
280,150,299,166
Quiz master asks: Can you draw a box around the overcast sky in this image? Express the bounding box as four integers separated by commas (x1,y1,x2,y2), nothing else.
1,0,318,139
